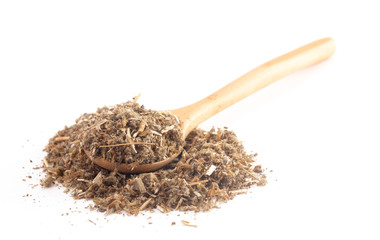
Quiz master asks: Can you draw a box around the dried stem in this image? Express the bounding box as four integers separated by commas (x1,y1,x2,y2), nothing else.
54,136,70,142
181,220,197,228
189,179,209,186
139,198,153,212
98,142,156,148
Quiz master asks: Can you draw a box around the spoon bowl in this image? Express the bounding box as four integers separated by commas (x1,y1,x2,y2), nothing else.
85,38,336,173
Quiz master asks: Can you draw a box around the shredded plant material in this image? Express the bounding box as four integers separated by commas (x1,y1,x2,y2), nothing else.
41,100,266,215
82,100,183,165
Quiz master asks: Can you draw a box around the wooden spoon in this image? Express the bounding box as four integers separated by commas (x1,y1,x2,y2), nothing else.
84,37,335,174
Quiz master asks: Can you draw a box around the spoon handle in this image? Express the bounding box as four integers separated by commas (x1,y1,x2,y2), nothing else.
173,38,335,136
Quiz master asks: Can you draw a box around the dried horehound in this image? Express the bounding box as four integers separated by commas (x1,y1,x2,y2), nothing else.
41,100,266,215
80,101,184,165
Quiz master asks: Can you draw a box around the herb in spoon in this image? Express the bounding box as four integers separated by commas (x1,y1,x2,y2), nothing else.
84,38,335,173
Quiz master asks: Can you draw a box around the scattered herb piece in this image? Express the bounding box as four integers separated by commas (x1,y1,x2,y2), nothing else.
181,220,197,228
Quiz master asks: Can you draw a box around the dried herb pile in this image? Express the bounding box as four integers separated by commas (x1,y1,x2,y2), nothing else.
80,100,183,166
42,100,266,215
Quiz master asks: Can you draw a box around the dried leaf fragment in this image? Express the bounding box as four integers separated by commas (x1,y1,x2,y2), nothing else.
92,172,103,186
133,119,147,138
205,165,216,176
134,177,147,194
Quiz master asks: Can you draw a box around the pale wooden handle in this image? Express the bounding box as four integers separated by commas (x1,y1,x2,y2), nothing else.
173,38,336,136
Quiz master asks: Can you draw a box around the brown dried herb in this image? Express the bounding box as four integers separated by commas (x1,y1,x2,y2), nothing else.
41,100,266,215
79,101,184,165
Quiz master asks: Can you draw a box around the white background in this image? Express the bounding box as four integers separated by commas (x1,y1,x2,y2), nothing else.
1,1,379,239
